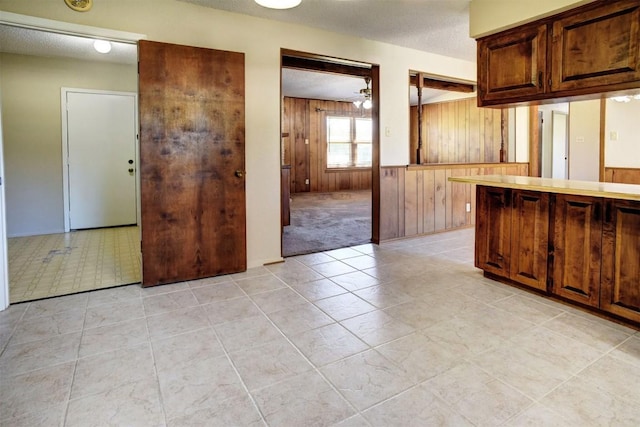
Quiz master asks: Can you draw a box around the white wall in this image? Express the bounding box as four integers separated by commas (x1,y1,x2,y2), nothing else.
0,0,476,267
604,99,640,168
568,100,600,181
0,53,137,237
469,0,596,37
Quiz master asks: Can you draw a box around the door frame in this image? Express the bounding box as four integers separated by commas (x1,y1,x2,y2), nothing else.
61,88,140,232
280,50,381,254
0,12,145,311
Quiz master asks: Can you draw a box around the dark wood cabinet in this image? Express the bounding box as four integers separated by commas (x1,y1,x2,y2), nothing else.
551,194,603,307
477,24,547,103
477,0,640,106
510,190,549,291
476,186,512,278
601,199,640,323
475,187,549,290
550,0,640,93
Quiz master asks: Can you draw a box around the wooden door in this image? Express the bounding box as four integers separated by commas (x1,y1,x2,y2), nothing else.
601,199,640,322
475,186,512,278
510,190,549,291
477,23,547,106
551,194,602,306
138,41,246,286
65,90,137,230
551,0,640,92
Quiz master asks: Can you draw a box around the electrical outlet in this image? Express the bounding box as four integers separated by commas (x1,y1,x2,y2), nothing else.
466,202,471,212
610,131,618,141
305,178,310,185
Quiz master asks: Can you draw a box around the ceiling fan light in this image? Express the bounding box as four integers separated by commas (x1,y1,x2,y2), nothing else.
255,0,301,9
363,99,372,109
93,40,111,54
353,100,362,108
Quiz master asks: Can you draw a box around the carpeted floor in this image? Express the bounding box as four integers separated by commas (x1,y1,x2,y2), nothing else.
283,190,371,257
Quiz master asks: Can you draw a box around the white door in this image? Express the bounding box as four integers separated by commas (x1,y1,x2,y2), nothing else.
65,90,137,229
0,100,8,311
552,111,569,179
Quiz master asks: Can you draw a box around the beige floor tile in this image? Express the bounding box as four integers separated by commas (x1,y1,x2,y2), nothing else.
540,376,640,426
353,285,412,309
22,293,88,319
453,280,515,303
79,317,149,357
253,370,355,427
157,354,246,420
201,296,262,326
0,404,66,427
289,278,348,301
321,349,414,410
0,331,81,377
65,378,164,427
427,362,533,426
167,394,264,427
71,343,156,399
235,274,287,295
315,292,376,321
339,255,378,270
190,281,244,304
229,338,312,391
325,247,363,260
215,313,284,353
577,355,640,403
140,280,190,296
290,322,368,366
151,329,224,372
231,266,271,280
332,414,371,427
84,299,144,329
0,362,75,420
377,332,462,383
86,284,141,308
503,403,573,427
267,302,334,336
311,261,358,278
267,260,325,285
250,287,307,314
543,312,634,352
341,310,414,347
293,252,335,266
490,293,565,324
362,384,473,427
146,306,210,341
187,275,234,288
330,270,380,291
142,288,199,316
383,300,443,330
609,335,640,367
9,308,85,345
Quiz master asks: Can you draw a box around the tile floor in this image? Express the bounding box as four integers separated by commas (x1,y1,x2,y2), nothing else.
8,226,141,303
1,228,639,426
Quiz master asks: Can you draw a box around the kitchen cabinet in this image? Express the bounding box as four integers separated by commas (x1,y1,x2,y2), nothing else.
477,0,640,106
601,199,640,323
475,186,549,291
550,194,602,307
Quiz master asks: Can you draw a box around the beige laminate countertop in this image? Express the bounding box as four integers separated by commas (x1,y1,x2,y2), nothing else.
448,175,640,201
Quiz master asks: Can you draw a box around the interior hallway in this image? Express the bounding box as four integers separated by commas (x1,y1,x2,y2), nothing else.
1,228,639,426
8,226,141,303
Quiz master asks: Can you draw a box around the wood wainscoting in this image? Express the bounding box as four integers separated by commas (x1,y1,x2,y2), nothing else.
603,167,640,185
379,162,529,241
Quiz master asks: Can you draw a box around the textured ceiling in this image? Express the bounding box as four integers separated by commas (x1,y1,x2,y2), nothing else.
180,0,475,62
0,25,137,64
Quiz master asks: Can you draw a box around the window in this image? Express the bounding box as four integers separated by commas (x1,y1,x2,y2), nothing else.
327,116,372,168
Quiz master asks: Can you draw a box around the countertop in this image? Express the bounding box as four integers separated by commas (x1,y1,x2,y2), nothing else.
448,175,640,201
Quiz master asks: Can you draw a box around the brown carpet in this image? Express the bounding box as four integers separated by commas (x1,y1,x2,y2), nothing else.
283,190,372,257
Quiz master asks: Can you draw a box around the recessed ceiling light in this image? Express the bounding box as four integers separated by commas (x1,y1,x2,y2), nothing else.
93,40,112,54
255,0,301,10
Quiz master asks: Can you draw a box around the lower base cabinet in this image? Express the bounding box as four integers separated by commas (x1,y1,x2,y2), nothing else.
475,185,640,325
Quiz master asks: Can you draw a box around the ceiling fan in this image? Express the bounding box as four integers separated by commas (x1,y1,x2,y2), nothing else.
353,77,372,109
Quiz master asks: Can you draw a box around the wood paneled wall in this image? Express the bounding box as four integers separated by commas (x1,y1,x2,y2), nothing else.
282,97,372,194
409,98,507,164
380,162,529,241
603,167,640,185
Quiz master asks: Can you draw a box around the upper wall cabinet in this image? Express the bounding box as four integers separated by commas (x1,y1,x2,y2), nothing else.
477,0,640,107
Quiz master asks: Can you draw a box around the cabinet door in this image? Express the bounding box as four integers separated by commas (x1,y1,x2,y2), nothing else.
551,194,602,307
550,0,640,92
477,24,547,106
475,186,512,278
510,190,549,291
601,199,640,322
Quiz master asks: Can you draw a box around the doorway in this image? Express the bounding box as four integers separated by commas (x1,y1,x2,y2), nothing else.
0,19,143,303
280,52,379,257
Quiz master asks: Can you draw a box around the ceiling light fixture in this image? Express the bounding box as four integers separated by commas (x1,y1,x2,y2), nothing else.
353,77,373,109
255,0,301,9
93,40,112,54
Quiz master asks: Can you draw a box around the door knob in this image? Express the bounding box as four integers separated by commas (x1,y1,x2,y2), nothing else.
235,170,245,178
128,159,134,164
128,168,134,173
